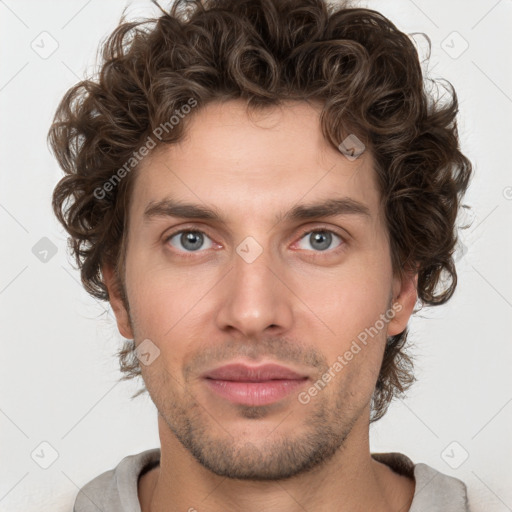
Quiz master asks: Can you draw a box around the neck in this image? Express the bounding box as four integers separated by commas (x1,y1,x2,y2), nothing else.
139,413,415,512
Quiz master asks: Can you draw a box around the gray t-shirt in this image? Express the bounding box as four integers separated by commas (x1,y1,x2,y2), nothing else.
73,448,469,511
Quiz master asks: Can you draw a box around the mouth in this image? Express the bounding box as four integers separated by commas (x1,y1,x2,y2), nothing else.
201,363,309,406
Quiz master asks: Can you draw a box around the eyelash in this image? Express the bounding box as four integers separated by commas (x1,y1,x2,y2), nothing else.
163,226,347,257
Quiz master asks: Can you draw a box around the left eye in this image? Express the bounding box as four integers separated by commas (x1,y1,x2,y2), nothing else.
166,230,213,252
296,230,343,252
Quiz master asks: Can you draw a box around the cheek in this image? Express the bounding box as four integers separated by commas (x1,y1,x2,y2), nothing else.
299,254,392,371
307,257,391,326
125,256,215,347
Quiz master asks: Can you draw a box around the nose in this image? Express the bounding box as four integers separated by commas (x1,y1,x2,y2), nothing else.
214,242,294,338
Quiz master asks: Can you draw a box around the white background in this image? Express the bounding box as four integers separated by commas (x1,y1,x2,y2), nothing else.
1,0,511,511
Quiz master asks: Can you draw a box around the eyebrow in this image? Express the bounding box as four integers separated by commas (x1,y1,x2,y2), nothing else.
143,197,371,225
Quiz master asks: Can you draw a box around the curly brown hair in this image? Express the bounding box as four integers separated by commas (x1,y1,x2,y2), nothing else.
48,0,472,422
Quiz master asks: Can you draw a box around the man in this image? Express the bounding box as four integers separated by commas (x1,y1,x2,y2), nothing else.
48,0,472,510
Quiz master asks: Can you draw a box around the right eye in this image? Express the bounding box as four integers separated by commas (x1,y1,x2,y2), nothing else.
165,230,214,253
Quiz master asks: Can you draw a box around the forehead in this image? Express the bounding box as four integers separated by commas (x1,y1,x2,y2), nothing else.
129,100,381,226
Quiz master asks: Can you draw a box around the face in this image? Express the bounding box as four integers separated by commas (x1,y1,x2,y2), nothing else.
104,99,417,480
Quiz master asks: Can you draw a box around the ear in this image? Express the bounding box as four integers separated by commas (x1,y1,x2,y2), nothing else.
102,263,134,339
387,269,418,337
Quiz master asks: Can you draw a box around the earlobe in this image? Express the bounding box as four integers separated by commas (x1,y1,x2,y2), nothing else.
387,271,418,337
102,263,134,339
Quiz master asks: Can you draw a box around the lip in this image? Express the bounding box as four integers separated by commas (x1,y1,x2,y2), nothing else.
202,363,306,381
202,363,309,406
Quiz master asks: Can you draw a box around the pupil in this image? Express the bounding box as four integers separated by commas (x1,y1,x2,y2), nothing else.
311,232,331,251
182,232,203,251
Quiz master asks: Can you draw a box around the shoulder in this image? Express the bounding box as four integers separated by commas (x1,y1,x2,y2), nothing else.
411,461,469,511
73,448,161,512
372,452,469,512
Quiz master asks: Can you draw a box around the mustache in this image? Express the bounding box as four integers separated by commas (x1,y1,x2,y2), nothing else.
182,337,328,381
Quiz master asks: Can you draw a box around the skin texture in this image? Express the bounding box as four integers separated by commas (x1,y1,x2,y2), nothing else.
103,100,418,511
